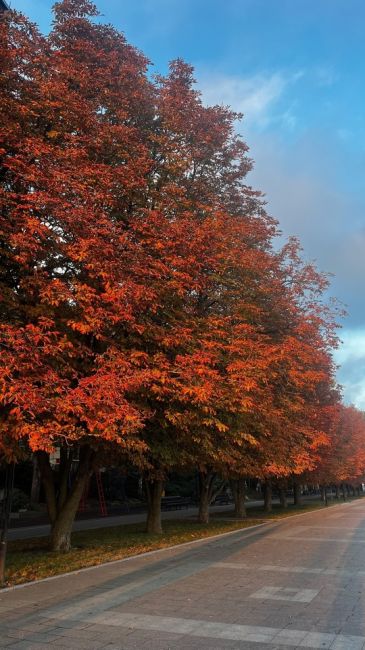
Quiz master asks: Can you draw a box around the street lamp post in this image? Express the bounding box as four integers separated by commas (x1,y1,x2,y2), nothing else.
0,462,15,586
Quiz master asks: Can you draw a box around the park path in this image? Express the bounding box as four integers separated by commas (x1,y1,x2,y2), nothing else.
9,496,325,541
1,499,365,649
7,500,268,541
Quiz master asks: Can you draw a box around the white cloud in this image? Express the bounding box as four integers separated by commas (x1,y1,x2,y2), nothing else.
198,71,292,128
200,69,363,407
335,330,365,365
249,132,365,311
247,131,365,408
335,330,365,410
280,106,298,130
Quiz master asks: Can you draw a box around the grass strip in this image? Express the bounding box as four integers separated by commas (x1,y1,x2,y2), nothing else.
5,518,262,587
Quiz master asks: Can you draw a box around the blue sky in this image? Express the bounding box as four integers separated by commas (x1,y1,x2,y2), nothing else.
9,0,365,408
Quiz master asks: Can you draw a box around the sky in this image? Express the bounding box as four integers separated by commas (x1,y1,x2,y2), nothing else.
8,0,365,408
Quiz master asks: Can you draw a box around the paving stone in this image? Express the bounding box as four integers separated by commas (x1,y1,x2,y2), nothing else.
330,636,365,650
299,631,337,648
0,639,19,647
273,628,309,644
250,585,320,603
51,636,106,648
54,626,104,640
2,500,365,648
5,640,62,650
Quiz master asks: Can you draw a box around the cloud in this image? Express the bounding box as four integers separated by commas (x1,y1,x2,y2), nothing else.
197,65,365,404
198,71,299,129
247,130,365,406
334,329,365,409
247,130,365,317
198,66,365,408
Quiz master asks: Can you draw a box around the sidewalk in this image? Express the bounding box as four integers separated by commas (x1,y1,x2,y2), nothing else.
1,499,364,649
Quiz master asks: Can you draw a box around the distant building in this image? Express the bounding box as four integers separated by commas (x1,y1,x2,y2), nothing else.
0,0,9,11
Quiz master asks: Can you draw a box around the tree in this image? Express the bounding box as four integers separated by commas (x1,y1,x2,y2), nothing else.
0,0,344,550
307,404,365,492
126,59,284,528
0,1,155,549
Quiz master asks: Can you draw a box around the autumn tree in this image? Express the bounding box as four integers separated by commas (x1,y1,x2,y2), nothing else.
251,239,341,510
0,0,158,550
307,404,365,496
126,60,285,529
0,0,345,548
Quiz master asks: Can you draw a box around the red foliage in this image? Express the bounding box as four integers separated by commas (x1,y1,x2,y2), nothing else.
0,0,355,499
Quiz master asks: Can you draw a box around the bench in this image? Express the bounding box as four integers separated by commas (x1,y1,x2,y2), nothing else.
161,496,191,511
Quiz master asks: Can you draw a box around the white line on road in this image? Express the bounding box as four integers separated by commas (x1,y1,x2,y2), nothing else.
212,561,365,577
250,586,320,603
75,611,365,649
271,535,365,544
278,524,365,533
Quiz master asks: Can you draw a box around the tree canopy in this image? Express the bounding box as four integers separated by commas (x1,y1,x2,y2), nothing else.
1,0,364,548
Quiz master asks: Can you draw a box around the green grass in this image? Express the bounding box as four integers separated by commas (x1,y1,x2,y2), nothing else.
5,518,262,588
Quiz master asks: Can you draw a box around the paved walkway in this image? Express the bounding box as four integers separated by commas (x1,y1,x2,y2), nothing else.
7,504,239,541
8,497,323,541
1,499,365,649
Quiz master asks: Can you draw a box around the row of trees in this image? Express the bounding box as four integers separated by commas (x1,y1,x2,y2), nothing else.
1,1,365,551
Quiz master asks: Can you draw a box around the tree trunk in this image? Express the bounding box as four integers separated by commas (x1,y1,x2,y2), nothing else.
231,478,246,518
137,474,143,499
342,483,347,501
37,450,57,524
264,480,272,513
335,485,340,499
279,486,287,509
293,481,302,506
50,472,89,551
37,445,94,552
30,455,41,506
145,479,164,534
320,485,328,506
198,471,215,524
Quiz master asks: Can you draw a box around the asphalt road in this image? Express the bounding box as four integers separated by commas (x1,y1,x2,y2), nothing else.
7,500,268,541
1,498,365,648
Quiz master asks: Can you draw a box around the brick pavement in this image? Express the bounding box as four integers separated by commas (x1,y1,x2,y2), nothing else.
1,499,365,649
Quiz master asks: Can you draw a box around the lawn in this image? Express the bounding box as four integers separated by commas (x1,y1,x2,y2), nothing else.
5,517,262,587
